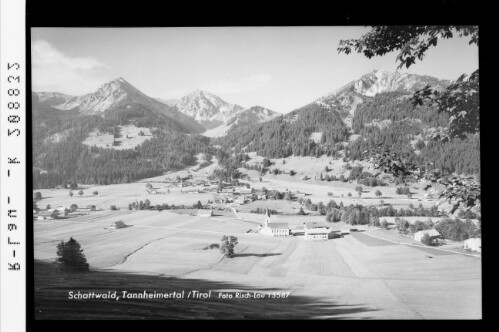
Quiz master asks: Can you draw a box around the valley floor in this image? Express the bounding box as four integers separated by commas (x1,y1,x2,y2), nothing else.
34,209,481,319
33,155,480,319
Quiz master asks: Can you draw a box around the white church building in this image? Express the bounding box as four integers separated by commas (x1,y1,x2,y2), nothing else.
258,208,290,237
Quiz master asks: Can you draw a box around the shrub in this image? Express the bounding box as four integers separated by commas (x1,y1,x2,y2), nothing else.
34,192,42,201
408,220,426,233
69,204,78,212
421,233,433,246
396,187,411,195
110,205,118,211
381,219,389,229
436,218,477,241
115,220,127,229
395,218,410,233
93,191,98,196
56,237,89,271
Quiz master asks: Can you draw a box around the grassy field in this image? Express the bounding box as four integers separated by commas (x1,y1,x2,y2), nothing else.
34,209,481,319
82,125,153,150
33,154,480,319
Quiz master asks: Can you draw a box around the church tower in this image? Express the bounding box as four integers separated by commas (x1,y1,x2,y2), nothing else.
264,207,271,228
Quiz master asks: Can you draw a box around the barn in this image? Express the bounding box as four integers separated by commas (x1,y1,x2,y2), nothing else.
198,210,213,218
414,229,440,242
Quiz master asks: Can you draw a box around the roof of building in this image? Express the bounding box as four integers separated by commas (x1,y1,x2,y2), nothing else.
305,222,330,229
415,229,440,237
267,222,289,229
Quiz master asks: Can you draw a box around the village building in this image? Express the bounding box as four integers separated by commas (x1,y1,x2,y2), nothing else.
304,222,333,240
234,196,247,204
463,238,481,253
234,188,253,195
197,210,213,217
259,209,290,237
414,229,441,242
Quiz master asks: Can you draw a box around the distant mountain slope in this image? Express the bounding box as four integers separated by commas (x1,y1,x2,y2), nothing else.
158,90,279,135
313,70,449,129
33,92,74,107
217,70,478,176
174,90,245,129
155,98,180,107
37,78,204,134
203,105,279,137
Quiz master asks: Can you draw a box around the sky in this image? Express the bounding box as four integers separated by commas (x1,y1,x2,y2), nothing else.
31,27,478,114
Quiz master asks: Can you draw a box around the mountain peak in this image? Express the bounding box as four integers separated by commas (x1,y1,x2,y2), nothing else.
111,76,128,84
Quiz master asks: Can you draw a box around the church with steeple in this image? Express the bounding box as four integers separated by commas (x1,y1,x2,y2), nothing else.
258,208,290,237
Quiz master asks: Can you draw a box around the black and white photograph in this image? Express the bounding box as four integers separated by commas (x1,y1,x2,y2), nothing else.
28,25,481,320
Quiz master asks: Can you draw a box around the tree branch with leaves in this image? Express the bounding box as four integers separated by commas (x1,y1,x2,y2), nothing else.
338,26,480,216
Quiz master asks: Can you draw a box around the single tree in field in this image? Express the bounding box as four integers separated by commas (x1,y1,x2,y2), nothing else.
220,235,238,258
146,183,153,190
78,190,84,198
379,200,385,206
69,190,73,198
355,186,363,197
297,207,306,215
348,192,352,198
50,210,60,219
46,204,51,210
56,237,89,271
115,220,127,229
93,191,98,196
375,190,382,198
34,192,42,201
338,26,480,215
70,204,78,212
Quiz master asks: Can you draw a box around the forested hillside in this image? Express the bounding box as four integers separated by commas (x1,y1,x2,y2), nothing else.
217,103,349,158
32,99,213,189
218,90,480,177
347,92,480,176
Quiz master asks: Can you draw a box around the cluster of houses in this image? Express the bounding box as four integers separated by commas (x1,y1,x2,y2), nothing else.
33,205,96,220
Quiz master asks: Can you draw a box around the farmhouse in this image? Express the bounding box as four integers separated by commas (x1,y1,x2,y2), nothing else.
464,238,481,253
197,210,213,217
304,222,333,240
414,229,440,242
259,209,290,237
